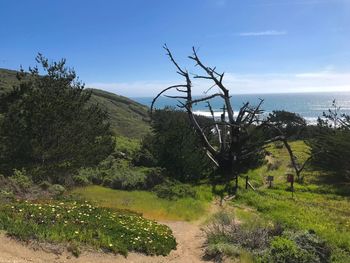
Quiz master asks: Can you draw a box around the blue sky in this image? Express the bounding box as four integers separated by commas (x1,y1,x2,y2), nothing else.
1,0,350,97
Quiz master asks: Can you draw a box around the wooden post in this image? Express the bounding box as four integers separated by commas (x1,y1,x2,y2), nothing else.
287,173,294,198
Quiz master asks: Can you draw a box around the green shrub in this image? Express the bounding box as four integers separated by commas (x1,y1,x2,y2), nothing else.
205,211,282,252
110,169,146,190
258,231,332,263
261,236,314,263
0,189,14,202
102,177,113,187
153,181,197,200
67,241,81,257
144,167,166,189
0,200,176,256
114,136,141,160
48,184,66,196
73,175,90,186
285,230,331,263
132,147,157,167
205,243,240,261
10,169,32,190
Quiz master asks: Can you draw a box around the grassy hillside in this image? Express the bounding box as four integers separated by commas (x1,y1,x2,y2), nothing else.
89,89,150,139
0,68,150,139
228,141,350,262
0,68,20,93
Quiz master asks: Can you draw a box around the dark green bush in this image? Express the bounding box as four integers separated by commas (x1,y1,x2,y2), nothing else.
110,169,146,190
48,184,66,196
73,175,90,186
76,155,166,191
132,139,157,167
39,181,51,190
153,181,197,200
102,177,113,187
144,167,166,189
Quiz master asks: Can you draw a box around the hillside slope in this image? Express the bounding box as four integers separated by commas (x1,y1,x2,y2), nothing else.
88,88,150,138
0,68,150,139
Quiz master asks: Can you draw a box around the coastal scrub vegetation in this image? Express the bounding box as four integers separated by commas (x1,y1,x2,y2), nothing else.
0,200,176,256
0,51,350,262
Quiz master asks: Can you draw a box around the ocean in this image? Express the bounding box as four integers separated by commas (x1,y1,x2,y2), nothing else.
133,91,350,124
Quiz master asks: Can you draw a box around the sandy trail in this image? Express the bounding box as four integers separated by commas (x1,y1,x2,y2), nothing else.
0,202,222,263
0,221,209,263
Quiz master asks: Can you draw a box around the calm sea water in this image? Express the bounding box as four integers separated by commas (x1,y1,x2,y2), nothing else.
133,92,350,124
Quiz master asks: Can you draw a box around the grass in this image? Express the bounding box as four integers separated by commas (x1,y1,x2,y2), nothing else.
89,89,151,139
72,185,212,221
231,140,350,262
0,200,176,256
235,189,350,250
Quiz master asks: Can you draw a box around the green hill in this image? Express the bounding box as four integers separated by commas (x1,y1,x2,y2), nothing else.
0,68,150,139
88,88,150,138
0,68,21,93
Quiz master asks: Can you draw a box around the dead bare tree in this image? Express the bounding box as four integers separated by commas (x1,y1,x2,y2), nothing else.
151,46,310,192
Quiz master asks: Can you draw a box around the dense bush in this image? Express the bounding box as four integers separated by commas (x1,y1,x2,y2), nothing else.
205,211,281,253
76,155,166,190
0,200,176,256
261,236,312,263
153,181,197,200
260,231,331,263
110,169,146,190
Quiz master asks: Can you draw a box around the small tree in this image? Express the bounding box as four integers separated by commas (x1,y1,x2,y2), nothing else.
0,54,115,183
267,110,306,139
140,108,212,182
309,101,350,182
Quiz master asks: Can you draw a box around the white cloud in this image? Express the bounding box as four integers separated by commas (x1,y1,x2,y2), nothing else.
87,70,350,97
238,30,287,37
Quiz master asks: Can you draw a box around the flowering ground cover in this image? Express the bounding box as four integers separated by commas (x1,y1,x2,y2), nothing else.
0,200,176,256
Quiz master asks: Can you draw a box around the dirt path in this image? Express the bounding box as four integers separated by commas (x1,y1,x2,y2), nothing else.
0,202,222,263
0,222,209,263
